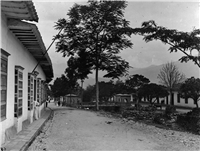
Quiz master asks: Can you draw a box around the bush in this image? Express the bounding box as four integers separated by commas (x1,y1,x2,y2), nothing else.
153,113,165,125
177,108,200,134
165,105,176,119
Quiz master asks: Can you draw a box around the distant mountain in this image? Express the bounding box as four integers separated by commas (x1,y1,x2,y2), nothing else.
52,61,200,87
83,61,199,87
81,77,111,88
129,61,199,84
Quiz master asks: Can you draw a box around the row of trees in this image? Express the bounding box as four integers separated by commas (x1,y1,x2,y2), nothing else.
52,1,200,110
82,76,169,105
50,60,200,108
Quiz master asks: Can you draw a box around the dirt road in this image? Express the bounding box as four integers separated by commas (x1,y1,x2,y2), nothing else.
28,103,200,151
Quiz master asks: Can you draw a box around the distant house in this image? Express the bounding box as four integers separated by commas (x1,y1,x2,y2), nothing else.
113,94,133,103
1,1,53,145
64,94,81,105
141,90,200,108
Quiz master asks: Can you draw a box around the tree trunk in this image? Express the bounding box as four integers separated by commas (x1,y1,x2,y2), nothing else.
81,79,84,105
195,100,199,108
169,90,174,105
70,93,71,105
95,67,99,110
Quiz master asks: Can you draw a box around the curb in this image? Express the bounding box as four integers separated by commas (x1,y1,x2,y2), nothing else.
20,107,54,151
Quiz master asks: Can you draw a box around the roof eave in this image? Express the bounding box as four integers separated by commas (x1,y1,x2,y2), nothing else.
8,19,54,80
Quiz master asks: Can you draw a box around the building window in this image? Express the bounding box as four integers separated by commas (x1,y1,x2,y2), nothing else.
177,93,180,103
41,80,46,104
28,73,34,110
1,49,10,121
185,97,188,104
166,96,169,104
37,78,41,104
14,66,24,118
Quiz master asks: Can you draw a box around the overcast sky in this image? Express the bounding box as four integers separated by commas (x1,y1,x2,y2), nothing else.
32,0,199,78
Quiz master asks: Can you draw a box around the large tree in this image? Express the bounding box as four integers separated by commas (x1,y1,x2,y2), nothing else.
66,50,92,101
179,77,200,108
54,1,133,110
125,74,150,105
138,83,168,105
125,74,150,93
113,80,129,95
157,62,185,105
51,75,69,97
98,81,114,103
132,20,200,68
82,85,95,103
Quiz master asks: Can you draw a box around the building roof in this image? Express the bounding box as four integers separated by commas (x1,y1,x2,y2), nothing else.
1,1,38,22
115,94,131,97
65,94,79,97
1,1,54,82
8,19,53,82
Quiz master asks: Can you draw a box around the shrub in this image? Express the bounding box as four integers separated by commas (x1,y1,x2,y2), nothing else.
153,113,165,125
165,105,176,119
177,108,200,134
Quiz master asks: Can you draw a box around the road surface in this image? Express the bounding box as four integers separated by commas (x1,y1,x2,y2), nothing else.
28,103,200,151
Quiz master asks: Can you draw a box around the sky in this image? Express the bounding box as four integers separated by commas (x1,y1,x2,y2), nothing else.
32,0,200,79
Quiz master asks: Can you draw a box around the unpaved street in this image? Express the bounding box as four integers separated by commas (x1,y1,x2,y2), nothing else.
28,103,200,151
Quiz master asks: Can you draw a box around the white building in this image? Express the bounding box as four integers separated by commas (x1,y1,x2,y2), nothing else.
142,91,200,108
1,1,53,146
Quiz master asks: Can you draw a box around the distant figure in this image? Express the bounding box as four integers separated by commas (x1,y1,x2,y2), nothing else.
46,99,48,107
37,101,40,118
33,100,39,120
58,101,60,106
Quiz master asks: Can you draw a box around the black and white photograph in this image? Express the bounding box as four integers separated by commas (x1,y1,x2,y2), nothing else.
1,0,200,150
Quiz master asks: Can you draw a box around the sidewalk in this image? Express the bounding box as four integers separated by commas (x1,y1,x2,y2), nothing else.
2,105,53,151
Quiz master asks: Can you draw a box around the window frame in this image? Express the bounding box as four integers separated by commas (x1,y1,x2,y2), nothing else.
1,49,10,121
14,65,24,118
28,73,34,110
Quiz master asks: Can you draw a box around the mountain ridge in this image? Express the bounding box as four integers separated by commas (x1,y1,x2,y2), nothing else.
83,61,199,88
52,61,200,88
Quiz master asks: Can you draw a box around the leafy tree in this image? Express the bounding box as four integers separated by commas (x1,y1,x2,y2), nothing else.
66,50,92,101
54,1,133,110
82,85,95,103
98,81,114,103
51,74,69,97
65,61,80,103
132,20,200,68
179,77,200,108
125,74,150,106
112,80,128,95
157,62,185,105
125,74,150,93
138,83,168,105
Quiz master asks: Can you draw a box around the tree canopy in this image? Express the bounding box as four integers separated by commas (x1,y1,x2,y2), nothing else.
51,75,69,97
179,77,200,108
54,1,133,110
125,74,150,93
132,20,200,68
138,83,168,104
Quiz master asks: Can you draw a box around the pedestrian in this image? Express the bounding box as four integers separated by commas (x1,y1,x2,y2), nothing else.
33,100,39,120
46,99,48,107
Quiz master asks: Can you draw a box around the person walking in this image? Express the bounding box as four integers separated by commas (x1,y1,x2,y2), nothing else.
33,100,39,120
46,99,48,107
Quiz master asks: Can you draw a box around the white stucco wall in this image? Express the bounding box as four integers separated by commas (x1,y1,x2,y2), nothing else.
173,91,200,108
0,13,47,145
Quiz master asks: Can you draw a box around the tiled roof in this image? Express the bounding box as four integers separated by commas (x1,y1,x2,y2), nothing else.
8,19,53,82
1,1,39,22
